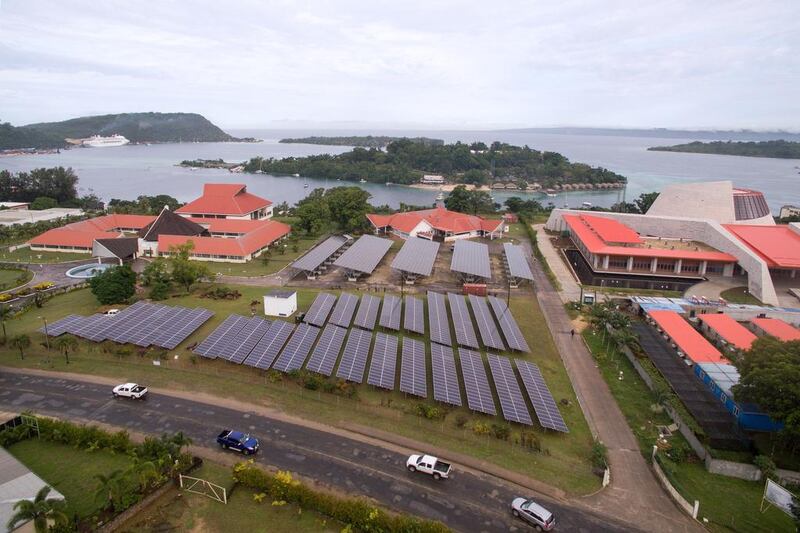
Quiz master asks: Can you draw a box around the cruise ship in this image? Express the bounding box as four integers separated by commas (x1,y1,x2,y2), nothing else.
81,135,130,148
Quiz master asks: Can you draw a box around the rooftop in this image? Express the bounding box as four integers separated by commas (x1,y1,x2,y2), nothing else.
751,317,800,341
367,206,503,235
648,310,728,364
176,183,271,216
698,313,758,351
266,290,296,299
723,224,800,269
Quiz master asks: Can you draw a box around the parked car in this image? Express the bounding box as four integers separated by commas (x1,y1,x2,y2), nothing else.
216,430,259,454
405,454,452,480
104,309,120,316
112,383,148,399
511,497,556,531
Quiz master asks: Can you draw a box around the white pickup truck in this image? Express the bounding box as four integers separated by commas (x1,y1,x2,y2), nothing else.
112,383,148,399
406,454,452,480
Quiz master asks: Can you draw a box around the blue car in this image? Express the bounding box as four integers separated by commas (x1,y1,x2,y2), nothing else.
216,429,259,454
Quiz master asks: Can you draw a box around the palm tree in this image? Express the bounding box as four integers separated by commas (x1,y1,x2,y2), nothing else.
9,333,31,360
0,304,12,344
54,335,78,365
6,485,69,533
93,470,125,510
126,459,159,491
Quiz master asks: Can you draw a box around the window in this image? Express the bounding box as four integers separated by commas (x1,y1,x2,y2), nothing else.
732,405,740,417
720,393,727,404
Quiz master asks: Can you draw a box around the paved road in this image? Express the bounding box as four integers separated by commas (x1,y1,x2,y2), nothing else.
0,371,637,533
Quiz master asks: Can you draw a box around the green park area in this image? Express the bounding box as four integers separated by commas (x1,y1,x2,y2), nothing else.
0,247,89,264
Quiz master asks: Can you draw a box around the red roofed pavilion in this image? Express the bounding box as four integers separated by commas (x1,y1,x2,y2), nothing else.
176,183,273,220
367,206,504,241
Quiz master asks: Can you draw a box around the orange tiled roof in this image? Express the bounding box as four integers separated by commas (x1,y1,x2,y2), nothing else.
698,313,758,351
366,207,503,235
29,214,155,249
649,310,728,364
158,219,290,257
751,317,800,342
723,224,800,269
176,183,271,216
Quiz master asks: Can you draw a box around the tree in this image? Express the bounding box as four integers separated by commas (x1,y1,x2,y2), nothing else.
6,485,69,533
168,242,210,292
295,188,331,235
324,186,371,232
93,470,127,511
89,265,137,305
0,304,12,344
141,258,170,287
54,334,78,365
733,337,800,446
444,185,495,214
9,334,30,360
462,169,488,186
30,196,58,210
634,192,659,214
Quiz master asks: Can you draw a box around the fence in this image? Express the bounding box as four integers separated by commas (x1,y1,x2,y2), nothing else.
652,447,699,519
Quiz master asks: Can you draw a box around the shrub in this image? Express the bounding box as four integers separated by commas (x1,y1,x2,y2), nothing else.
201,286,242,300
32,281,55,291
301,372,323,391
754,455,777,480
590,440,608,469
666,442,690,463
491,424,510,441
0,293,12,302
415,403,443,420
471,422,491,436
454,415,469,428
520,431,541,452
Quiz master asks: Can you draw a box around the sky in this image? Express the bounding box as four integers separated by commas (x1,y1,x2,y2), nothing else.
0,0,798,130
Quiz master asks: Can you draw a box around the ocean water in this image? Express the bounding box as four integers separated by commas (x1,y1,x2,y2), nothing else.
1,129,798,211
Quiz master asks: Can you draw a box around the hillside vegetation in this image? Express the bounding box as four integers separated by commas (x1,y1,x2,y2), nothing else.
279,135,444,148
648,140,800,159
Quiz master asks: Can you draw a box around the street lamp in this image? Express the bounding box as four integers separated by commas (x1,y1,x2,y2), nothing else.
39,316,50,351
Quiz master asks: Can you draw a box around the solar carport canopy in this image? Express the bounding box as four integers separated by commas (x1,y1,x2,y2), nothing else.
291,235,348,272
503,243,534,281
451,240,491,279
391,237,440,276
333,235,393,274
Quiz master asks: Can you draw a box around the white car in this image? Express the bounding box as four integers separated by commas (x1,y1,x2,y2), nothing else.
511,497,555,531
112,383,148,399
104,309,120,316
405,454,452,480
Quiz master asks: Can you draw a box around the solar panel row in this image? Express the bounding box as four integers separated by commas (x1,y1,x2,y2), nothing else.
450,240,492,279
503,243,534,281
333,235,393,275
430,343,461,406
399,337,427,398
244,320,295,370
458,348,496,415
353,294,380,330
194,314,246,358
391,237,440,277
329,293,359,328
487,354,532,425
306,324,347,376
304,293,336,327
516,360,569,432
336,327,371,382
291,235,349,272
447,293,479,348
228,317,273,364
367,332,398,390
403,295,424,335
273,323,321,372
488,296,530,352
427,291,451,346
468,294,505,351
379,294,401,330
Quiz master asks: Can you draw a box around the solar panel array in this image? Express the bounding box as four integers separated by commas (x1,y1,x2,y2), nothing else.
291,235,348,272
367,332,398,390
329,293,359,327
333,235,393,275
304,293,336,327
403,295,424,335
516,360,569,432
488,296,530,352
503,243,534,281
353,294,380,330
44,302,213,350
427,291,451,346
273,323,320,372
391,237,440,276
379,294,402,330
488,354,532,425
468,294,505,351
227,317,272,364
459,348,496,415
194,314,250,359
399,337,427,397
244,320,295,370
306,324,347,376
336,328,372,382
447,293,479,348
450,240,492,279
431,344,461,406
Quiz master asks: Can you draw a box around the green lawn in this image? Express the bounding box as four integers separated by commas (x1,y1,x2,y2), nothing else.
0,248,90,264
720,287,763,305
0,267,32,291
581,328,794,532
7,439,134,518
119,462,338,532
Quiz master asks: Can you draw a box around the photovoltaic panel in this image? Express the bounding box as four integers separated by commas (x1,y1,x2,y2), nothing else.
399,337,427,398
105,304,170,344
367,332,398,390
403,295,424,335
458,348,496,415
227,317,272,364
333,235,393,275
427,291,451,346
273,323,320,372
450,240,491,279
503,243,534,281
305,324,347,376
487,354,532,425
203,314,252,359
447,293,479,348
336,328,371,383
468,294,505,351
488,296,529,352
378,294,401,330
41,315,83,336
83,302,152,342
159,308,214,350
353,294,380,330
391,237,440,276
329,293,358,328
430,343,461,406
291,235,348,272
244,320,295,369
304,293,336,327
194,314,249,358
68,314,111,340
128,305,181,346
516,360,569,433
136,307,192,346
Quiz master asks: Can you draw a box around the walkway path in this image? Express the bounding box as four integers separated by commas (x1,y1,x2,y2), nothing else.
532,224,582,301
527,228,702,533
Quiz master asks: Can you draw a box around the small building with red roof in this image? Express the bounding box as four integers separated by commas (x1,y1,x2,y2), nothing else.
366,206,504,241
697,313,758,352
750,317,800,342
647,310,727,364
175,183,273,220
723,224,800,282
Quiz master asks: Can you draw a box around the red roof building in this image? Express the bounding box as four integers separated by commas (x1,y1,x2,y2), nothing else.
367,206,504,241
648,310,728,364
563,213,737,277
176,183,273,220
750,317,800,342
698,313,758,351
723,224,800,269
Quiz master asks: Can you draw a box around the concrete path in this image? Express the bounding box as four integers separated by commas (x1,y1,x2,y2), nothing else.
527,233,702,533
532,224,582,302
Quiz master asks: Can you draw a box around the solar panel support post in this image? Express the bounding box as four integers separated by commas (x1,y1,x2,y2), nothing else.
39,316,50,351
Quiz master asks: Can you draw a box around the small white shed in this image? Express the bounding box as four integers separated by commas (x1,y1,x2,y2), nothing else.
263,290,297,317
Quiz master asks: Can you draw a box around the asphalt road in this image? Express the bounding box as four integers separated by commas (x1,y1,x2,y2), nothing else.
0,371,638,533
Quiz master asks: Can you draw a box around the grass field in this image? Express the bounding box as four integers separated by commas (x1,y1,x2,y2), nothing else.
0,267,32,291
0,282,599,495
720,287,763,305
8,439,133,518
119,462,338,533
0,248,90,264
582,327,794,532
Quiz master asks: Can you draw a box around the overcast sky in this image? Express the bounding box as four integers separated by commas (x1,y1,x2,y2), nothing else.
1,0,798,130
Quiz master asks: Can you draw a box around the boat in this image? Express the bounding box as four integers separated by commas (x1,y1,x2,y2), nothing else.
545,192,556,198
582,201,593,207
81,134,129,148
435,192,445,201
292,173,300,177
359,179,367,183
304,183,309,188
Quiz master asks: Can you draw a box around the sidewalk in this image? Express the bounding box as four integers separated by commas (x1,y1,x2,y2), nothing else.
532,224,582,302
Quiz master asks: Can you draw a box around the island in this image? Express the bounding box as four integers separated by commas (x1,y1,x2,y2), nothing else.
279,135,444,148
648,140,800,159
244,139,627,189
0,112,256,151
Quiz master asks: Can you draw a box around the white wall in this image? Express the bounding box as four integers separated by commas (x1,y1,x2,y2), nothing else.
264,295,297,316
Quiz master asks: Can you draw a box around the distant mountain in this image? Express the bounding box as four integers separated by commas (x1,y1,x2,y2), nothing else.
496,127,800,142
1,112,249,150
279,135,444,148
